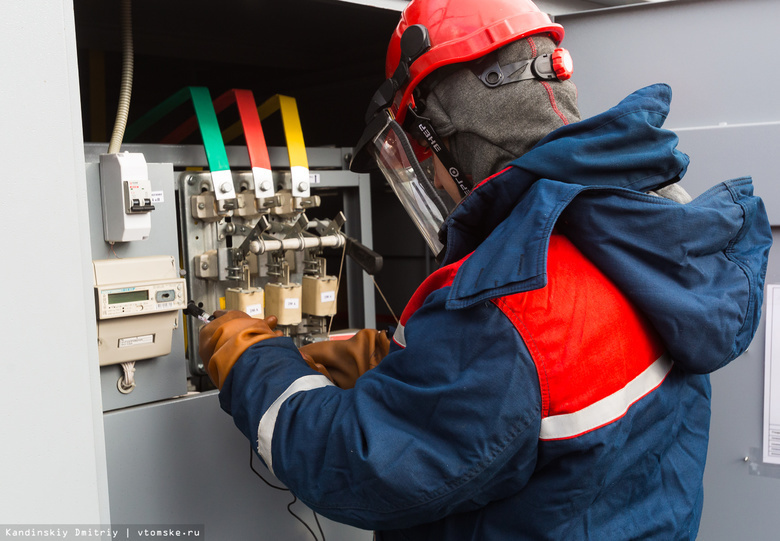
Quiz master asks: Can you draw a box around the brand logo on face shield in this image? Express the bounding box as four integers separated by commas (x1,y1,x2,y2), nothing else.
417,123,441,152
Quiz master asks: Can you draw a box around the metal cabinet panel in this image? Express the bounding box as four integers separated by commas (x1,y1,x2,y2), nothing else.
104,392,373,540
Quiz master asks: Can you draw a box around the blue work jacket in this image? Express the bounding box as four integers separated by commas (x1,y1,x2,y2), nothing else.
220,84,772,540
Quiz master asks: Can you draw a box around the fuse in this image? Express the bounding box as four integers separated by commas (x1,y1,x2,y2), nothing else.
265,282,302,325
225,287,264,318
302,275,338,317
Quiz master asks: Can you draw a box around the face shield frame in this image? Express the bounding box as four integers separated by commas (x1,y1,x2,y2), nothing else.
402,105,471,199
350,24,473,256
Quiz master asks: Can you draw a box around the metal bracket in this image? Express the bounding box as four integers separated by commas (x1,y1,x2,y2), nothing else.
317,212,346,236
233,215,271,268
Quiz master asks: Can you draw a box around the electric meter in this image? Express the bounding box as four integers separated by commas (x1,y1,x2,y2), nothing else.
93,255,186,366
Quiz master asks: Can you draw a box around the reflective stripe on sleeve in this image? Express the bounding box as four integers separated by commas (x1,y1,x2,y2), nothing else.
539,354,673,441
393,324,406,348
256,374,335,474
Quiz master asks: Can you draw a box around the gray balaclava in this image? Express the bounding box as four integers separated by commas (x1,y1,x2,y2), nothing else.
418,34,692,203
419,35,581,186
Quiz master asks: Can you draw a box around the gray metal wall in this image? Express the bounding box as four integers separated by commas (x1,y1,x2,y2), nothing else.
0,0,110,524
104,392,372,540
559,1,779,537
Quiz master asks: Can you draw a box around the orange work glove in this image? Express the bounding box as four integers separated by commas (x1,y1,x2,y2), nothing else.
199,310,282,389
298,329,390,389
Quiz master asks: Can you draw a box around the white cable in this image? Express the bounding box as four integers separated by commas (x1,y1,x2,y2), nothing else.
373,276,399,327
118,361,136,394
107,0,134,154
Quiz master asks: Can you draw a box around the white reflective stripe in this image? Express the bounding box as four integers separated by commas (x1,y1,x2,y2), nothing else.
256,374,335,474
539,354,673,441
393,324,406,348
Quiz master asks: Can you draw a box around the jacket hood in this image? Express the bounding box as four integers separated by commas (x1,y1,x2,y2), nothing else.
440,84,771,374
441,84,689,252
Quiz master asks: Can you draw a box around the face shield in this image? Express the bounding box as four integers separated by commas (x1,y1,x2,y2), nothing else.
352,104,472,257
357,109,459,255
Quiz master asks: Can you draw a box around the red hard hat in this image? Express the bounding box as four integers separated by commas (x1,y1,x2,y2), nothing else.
387,0,564,125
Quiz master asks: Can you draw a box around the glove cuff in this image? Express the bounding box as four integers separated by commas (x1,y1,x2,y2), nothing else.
298,329,390,389
207,318,280,389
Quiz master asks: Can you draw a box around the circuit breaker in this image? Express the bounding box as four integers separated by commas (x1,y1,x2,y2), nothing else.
100,152,155,242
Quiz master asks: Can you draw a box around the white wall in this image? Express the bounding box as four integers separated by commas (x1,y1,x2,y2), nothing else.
0,0,109,523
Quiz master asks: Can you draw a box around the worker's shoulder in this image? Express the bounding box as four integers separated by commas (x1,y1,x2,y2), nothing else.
398,255,472,326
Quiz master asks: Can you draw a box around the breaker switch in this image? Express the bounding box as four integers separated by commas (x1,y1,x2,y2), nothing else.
100,152,154,242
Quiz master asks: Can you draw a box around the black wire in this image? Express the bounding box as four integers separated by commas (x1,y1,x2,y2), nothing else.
313,509,326,541
249,444,327,541
248,443,287,490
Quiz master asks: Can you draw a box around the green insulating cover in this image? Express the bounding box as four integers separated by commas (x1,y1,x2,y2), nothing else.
124,87,230,172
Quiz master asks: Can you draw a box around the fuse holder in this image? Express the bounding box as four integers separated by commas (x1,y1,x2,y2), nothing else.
302,276,338,317
225,287,264,318
265,282,303,325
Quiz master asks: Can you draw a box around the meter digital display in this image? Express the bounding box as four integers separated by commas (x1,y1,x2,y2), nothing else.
108,290,149,304
96,280,186,320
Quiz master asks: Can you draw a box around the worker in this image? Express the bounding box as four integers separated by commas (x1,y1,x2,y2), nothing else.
198,0,773,539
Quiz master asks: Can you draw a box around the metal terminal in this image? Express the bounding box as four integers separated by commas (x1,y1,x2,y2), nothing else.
236,192,261,218
194,251,218,279
296,195,321,210
260,195,282,210
225,247,243,281
191,193,221,222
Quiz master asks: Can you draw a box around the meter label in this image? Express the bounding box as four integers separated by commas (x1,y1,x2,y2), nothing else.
118,334,155,348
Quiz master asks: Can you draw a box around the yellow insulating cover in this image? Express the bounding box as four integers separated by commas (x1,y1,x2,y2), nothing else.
225,287,264,319
302,275,338,317
265,282,303,325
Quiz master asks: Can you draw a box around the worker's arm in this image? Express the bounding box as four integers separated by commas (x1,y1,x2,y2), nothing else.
218,287,541,531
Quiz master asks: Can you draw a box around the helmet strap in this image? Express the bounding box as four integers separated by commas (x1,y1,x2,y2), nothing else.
472,48,573,88
363,25,431,124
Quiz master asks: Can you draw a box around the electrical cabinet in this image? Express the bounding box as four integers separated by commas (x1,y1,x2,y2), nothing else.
74,0,395,538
